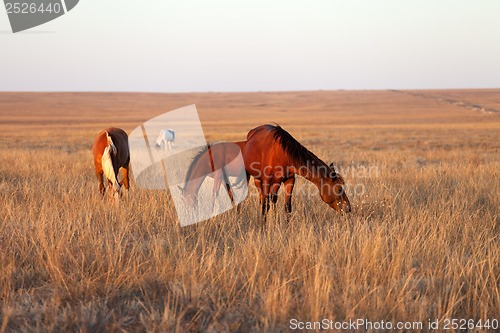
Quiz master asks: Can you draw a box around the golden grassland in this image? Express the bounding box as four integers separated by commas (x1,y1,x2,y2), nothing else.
0,90,499,332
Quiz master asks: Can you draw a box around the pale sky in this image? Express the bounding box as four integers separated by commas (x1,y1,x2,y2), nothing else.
1,1,499,92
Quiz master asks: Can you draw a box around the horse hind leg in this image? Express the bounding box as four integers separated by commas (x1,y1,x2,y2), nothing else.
107,168,121,202
106,179,114,199
108,180,120,203
120,166,130,199
96,170,105,196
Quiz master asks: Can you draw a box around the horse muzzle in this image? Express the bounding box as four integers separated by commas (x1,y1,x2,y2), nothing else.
330,200,351,213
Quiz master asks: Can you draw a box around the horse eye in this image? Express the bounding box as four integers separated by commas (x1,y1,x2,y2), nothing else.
331,172,337,178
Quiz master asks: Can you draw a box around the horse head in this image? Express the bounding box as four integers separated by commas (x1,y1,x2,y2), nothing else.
318,163,351,213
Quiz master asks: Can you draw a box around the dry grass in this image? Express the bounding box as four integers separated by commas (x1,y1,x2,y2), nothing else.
0,90,499,332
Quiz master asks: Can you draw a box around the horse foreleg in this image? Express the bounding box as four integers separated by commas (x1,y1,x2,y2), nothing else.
226,183,234,202
235,173,250,213
270,182,281,219
213,175,221,197
212,173,234,215
253,178,266,216
270,183,280,205
283,177,295,218
220,168,234,204
261,181,271,216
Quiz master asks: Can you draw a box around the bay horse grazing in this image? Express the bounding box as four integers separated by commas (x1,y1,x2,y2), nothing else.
155,129,175,150
181,141,249,206
92,127,131,198
242,124,351,215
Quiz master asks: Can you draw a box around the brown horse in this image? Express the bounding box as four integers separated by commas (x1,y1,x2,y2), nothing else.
92,127,131,198
181,141,249,205
242,124,351,215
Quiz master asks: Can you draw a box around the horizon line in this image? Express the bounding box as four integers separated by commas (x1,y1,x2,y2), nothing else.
1,87,500,94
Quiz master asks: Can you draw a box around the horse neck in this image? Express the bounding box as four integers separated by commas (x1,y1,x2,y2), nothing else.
183,149,211,198
291,155,330,187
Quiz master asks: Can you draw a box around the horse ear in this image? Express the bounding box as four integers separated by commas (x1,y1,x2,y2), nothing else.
329,162,338,178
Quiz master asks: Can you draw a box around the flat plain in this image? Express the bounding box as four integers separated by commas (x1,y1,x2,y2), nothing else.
0,90,499,332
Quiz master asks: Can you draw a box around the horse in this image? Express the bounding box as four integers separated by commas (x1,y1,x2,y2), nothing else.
92,127,131,198
181,141,249,206
242,124,351,215
155,129,175,150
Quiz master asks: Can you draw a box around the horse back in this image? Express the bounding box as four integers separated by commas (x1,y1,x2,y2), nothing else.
246,124,276,141
93,127,130,168
243,125,291,179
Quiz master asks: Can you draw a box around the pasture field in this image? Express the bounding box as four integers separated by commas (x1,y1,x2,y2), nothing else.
0,90,499,332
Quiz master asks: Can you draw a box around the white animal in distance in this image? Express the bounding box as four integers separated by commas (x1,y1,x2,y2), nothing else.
155,129,175,150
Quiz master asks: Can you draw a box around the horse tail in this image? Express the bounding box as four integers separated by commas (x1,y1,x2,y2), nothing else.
171,129,175,142
102,132,120,191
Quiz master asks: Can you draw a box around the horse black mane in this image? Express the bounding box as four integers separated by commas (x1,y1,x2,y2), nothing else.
184,143,211,184
271,125,332,177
